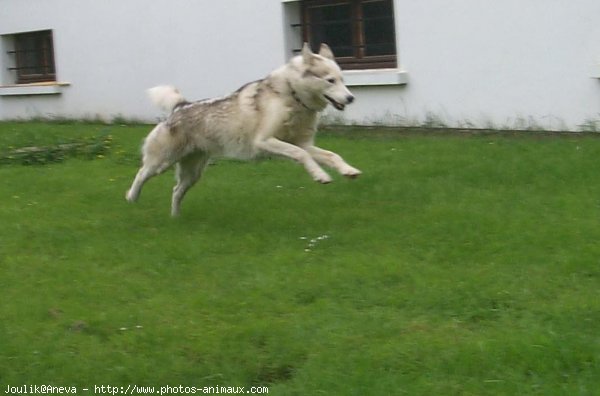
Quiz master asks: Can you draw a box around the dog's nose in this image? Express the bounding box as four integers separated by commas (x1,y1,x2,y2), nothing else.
346,95,355,104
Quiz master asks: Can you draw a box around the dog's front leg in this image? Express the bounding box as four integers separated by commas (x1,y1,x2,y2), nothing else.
304,145,362,179
255,137,332,183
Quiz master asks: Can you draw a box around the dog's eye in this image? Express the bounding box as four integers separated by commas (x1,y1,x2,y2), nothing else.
326,78,336,84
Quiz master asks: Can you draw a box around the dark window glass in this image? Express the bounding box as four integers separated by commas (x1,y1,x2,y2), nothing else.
13,30,56,83
302,0,397,69
309,3,353,57
363,0,396,56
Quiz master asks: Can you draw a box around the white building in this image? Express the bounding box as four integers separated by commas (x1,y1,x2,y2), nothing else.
1,0,599,130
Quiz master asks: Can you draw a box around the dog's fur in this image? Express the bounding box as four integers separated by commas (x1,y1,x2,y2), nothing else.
126,43,361,216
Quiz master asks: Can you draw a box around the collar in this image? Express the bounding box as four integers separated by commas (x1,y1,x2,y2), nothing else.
287,81,316,111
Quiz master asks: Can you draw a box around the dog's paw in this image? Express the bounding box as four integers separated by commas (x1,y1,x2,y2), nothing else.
125,189,137,203
341,166,362,179
314,172,333,184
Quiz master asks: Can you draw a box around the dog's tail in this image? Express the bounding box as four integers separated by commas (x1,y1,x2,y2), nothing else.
147,85,187,113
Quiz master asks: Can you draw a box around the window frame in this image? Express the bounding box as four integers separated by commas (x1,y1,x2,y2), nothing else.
10,30,56,84
301,0,397,70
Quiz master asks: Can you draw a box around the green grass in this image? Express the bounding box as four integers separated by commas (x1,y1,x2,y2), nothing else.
1,122,599,395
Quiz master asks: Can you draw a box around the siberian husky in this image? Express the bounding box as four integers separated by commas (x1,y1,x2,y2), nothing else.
126,43,361,216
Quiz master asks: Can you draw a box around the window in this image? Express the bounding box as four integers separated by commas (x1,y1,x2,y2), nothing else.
301,0,397,70
7,30,56,84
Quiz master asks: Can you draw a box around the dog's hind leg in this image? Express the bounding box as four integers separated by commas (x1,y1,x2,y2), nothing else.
126,164,162,203
171,152,210,217
126,158,176,203
126,123,181,203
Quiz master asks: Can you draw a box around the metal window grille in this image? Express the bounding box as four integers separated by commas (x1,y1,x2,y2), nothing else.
294,0,397,69
6,30,56,84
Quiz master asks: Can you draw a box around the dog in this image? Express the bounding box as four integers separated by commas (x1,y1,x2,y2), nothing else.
126,43,361,216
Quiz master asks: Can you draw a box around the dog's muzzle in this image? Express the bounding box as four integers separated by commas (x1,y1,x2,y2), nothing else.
325,94,354,111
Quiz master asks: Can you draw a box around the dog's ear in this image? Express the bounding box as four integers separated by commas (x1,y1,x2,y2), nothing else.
302,42,314,65
319,43,335,60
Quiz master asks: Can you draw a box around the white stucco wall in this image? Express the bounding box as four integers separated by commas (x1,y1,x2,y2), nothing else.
1,0,599,130
0,0,286,121
345,0,600,130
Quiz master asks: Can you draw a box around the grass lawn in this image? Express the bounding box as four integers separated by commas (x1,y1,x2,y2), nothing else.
1,122,599,395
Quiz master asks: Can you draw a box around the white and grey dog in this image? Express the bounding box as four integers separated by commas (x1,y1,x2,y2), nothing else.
126,43,361,216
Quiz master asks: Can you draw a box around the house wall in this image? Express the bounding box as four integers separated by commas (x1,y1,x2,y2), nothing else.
366,0,600,130
0,0,286,121
1,0,599,130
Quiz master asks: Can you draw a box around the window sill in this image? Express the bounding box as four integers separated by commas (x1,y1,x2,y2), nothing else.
0,82,70,96
342,69,408,87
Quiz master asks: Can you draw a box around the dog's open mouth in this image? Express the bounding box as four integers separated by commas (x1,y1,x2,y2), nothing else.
324,95,346,111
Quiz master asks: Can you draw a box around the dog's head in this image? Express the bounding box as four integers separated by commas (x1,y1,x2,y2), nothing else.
294,43,354,111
